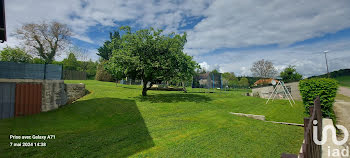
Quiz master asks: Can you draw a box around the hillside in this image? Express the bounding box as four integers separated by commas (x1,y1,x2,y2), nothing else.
309,69,350,87
336,76,350,87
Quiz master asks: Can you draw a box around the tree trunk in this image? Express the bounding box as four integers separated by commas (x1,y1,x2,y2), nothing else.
182,81,187,93
142,80,148,96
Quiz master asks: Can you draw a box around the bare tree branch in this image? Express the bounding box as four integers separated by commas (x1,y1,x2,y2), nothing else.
250,59,277,78
16,21,72,63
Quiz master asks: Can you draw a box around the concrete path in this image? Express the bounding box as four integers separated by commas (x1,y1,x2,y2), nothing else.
333,87,350,157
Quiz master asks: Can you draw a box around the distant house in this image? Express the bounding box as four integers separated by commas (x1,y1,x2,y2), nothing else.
253,78,278,86
198,72,210,85
192,72,222,88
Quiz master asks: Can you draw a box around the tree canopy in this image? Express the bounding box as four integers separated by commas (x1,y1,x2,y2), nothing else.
222,72,238,87
60,51,98,79
250,59,277,78
238,77,249,87
106,26,198,96
97,31,121,60
280,65,303,82
62,53,79,70
0,46,32,63
16,21,71,64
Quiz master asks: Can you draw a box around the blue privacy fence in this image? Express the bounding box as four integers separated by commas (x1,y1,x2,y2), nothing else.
0,62,62,80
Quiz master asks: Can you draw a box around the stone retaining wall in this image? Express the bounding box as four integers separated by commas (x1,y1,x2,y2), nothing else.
0,78,86,112
41,80,67,112
251,81,302,101
66,83,86,104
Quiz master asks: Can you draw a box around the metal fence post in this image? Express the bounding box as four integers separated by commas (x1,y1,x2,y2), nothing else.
61,64,63,80
43,63,47,80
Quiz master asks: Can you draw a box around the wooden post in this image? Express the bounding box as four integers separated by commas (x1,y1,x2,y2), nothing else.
281,153,297,158
304,117,310,133
282,96,323,158
309,106,314,116
314,96,322,158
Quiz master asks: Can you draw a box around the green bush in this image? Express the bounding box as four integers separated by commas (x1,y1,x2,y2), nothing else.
299,78,338,119
95,62,114,82
0,46,32,63
85,61,98,79
32,57,46,64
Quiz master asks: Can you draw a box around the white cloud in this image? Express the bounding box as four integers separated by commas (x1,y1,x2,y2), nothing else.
197,39,350,77
185,0,350,55
198,62,224,73
1,0,349,76
4,0,350,51
71,34,94,44
199,62,210,71
2,0,212,57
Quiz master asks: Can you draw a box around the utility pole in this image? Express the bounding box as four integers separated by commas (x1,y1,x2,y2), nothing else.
324,50,330,78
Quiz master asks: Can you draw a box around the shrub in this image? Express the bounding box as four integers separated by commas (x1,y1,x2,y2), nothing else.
32,57,45,64
0,46,32,63
299,78,338,119
85,61,98,79
280,65,302,83
95,62,114,82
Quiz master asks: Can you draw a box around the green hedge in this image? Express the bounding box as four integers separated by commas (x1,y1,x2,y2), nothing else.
299,78,338,119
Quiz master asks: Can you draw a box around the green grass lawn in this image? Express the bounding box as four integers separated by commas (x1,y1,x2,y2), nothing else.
0,80,306,157
335,76,350,87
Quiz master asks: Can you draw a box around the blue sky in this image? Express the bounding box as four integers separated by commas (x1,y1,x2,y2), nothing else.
2,0,350,77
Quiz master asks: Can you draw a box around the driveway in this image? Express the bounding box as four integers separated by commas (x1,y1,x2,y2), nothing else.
338,86,350,97
333,86,350,156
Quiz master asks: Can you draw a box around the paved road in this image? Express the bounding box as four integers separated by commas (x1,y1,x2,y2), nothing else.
333,86,350,157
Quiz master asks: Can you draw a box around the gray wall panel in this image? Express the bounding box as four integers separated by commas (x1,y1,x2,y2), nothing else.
0,62,62,80
46,64,62,80
0,82,15,119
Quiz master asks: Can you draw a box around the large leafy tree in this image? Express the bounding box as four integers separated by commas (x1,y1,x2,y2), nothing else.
16,21,71,64
238,77,249,87
62,53,79,70
222,72,239,87
106,26,197,96
280,65,303,82
85,60,98,79
0,46,32,63
97,31,121,60
172,54,198,92
250,59,277,78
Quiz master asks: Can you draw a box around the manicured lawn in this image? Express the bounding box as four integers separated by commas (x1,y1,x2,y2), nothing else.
0,80,306,157
335,76,350,87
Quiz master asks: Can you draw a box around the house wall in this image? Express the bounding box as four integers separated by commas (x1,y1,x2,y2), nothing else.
251,81,302,101
199,79,208,86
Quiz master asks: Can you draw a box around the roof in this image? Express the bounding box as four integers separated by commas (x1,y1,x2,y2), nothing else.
254,78,278,86
198,72,210,80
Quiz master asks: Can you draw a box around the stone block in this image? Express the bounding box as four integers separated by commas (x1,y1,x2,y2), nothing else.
66,83,86,104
